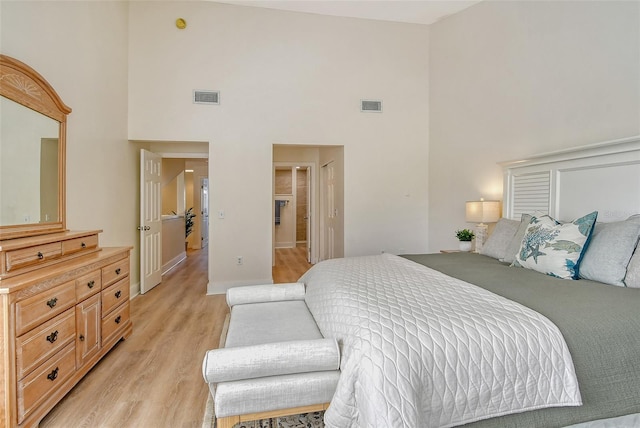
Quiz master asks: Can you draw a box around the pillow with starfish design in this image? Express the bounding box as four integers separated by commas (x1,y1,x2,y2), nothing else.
512,211,598,279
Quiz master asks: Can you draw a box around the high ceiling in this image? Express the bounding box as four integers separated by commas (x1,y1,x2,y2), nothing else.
214,1,482,26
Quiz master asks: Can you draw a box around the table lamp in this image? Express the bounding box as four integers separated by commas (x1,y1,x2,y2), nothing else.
465,199,501,253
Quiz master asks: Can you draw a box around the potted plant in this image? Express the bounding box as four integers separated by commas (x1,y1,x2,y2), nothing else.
455,228,475,252
185,207,196,250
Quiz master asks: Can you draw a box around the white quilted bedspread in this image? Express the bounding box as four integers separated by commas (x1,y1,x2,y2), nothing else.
301,254,581,428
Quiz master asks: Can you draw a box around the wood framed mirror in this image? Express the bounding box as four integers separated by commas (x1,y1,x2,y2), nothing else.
0,54,71,240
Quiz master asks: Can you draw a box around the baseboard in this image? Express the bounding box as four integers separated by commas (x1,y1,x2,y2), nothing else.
130,281,141,300
162,251,187,275
275,242,295,248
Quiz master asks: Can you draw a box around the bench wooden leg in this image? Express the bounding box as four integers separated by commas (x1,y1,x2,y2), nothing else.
217,415,239,428
217,403,329,428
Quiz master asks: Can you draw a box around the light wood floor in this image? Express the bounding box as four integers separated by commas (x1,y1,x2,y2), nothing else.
272,245,313,283
39,246,312,428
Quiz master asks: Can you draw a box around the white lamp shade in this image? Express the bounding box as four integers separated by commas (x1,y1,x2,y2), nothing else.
465,200,501,223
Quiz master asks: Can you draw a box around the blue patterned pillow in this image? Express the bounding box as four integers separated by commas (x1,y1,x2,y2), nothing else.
513,211,598,279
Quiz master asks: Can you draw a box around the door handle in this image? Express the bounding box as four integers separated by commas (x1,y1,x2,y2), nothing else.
137,226,151,231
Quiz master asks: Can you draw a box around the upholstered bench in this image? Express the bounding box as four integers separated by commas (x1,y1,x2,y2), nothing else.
202,283,340,428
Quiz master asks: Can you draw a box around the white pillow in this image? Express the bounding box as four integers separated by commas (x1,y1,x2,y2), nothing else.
579,219,640,286
502,214,533,264
513,211,598,279
480,218,519,261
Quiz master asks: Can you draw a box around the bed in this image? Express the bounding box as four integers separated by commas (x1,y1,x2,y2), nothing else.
299,137,640,427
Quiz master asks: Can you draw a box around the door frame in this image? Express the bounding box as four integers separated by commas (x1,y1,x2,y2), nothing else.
319,160,335,262
139,147,209,294
272,162,317,265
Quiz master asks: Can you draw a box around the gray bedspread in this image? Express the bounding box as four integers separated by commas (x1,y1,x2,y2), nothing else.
402,252,640,427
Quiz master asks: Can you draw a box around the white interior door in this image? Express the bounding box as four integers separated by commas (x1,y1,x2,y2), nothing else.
140,149,162,294
306,167,312,263
200,177,209,248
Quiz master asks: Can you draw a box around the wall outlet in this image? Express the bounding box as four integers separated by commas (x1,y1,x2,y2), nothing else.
236,256,243,265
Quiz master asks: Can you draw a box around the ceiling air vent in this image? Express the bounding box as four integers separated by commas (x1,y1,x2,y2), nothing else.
193,90,220,105
361,100,382,113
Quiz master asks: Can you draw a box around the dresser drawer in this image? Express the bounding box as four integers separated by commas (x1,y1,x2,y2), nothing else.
16,308,75,380
61,234,99,256
16,280,76,336
76,269,102,301
5,242,62,273
17,342,76,424
102,303,130,346
102,258,129,287
101,277,130,316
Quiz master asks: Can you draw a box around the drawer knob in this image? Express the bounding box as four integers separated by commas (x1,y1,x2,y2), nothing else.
46,330,59,343
87,280,95,289
81,242,87,248
46,297,58,308
79,334,85,341
115,315,122,324
37,251,44,260
47,367,59,381
115,290,122,299
115,268,121,275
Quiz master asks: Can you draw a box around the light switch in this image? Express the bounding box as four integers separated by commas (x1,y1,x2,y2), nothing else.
218,210,225,219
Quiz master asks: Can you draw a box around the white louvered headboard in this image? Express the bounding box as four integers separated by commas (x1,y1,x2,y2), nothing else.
501,135,640,223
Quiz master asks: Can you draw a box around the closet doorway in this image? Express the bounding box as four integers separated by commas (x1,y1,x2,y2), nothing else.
273,163,313,263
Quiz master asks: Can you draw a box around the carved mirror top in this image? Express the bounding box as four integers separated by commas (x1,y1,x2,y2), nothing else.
0,55,71,122
0,54,71,240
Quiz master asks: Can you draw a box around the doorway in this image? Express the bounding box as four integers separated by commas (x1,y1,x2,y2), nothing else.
272,163,313,283
272,145,344,276
273,164,313,262
136,140,209,295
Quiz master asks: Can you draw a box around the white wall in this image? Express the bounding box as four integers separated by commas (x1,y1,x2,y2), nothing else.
128,2,430,293
1,2,138,288
428,0,640,252
4,1,637,295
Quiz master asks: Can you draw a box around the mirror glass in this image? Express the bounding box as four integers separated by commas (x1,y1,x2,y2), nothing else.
0,96,60,226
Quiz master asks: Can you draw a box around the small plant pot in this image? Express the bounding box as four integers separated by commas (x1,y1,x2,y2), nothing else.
459,241,472,252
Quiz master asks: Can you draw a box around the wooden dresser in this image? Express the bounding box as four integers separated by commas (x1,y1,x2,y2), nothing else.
0,231,133,427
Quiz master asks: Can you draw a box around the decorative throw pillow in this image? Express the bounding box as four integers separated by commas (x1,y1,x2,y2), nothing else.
624,250,640,288
513,211,598,279
480,218,519,260
579,219,640,286
502,214,533,264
